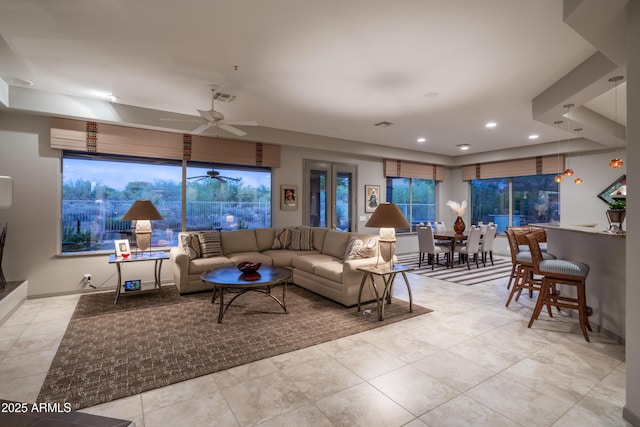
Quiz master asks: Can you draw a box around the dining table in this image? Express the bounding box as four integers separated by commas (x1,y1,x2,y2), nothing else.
433,230,468,268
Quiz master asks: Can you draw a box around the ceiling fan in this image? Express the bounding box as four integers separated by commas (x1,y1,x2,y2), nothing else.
187,169,241,183
191,86,257,136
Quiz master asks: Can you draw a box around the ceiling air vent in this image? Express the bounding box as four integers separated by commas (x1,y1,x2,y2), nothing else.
213,92,236,102
374,121,393,127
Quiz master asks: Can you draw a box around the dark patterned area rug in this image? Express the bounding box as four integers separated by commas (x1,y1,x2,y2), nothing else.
38,285,432,410
396,254,512,285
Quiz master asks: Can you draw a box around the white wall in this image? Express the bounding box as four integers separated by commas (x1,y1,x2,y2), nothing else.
560,151,627,230
624,0,639,424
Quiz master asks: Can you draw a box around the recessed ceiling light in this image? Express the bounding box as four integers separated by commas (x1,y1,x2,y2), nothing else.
417,137,426,143
457,144,471,151
528,134,539,140
107,94,117,102
485,122,497,129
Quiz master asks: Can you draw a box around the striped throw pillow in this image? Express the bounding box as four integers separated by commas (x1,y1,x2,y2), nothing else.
198,230,223,258
290,227,314,251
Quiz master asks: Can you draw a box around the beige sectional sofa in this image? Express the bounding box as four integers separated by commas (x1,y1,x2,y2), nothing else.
169,226,381,307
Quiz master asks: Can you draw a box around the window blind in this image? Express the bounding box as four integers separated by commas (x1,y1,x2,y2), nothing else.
50,118,281,167
461,155,564,180
384,159,444,181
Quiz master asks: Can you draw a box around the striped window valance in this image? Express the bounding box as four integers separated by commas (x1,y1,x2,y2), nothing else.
384,159,445,181
461,155,564,180
50,118,281,168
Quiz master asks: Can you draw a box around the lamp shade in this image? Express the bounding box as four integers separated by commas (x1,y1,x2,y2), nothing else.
122,200,163,221
365,203,410,229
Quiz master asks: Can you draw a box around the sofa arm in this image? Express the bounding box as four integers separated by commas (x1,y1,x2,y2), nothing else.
343,257,379,272
169,247,191,291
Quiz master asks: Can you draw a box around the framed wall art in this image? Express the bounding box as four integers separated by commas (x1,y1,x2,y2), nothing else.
597,175,626,204
280,185,298,210
365,185,380,213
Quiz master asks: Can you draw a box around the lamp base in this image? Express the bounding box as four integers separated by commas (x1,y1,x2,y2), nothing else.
377,238,396,269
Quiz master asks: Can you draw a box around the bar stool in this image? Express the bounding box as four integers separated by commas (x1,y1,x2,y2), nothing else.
524,233,592,342
505,229,556,309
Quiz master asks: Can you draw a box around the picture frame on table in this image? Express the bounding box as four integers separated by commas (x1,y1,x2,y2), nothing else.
114,239,131,257
280,185,298,211
365,185,380,213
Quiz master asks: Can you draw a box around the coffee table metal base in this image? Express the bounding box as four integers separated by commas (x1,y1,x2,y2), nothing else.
211,284,287,324
201,266,292,323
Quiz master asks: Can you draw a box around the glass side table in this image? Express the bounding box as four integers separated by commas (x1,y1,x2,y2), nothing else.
357,264,414,320
108,251,169,304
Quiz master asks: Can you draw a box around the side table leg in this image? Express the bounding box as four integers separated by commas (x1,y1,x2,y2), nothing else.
155,259,164,298
401,272,413,313
379,273,397,321
357,273,368,312
114,263,122,304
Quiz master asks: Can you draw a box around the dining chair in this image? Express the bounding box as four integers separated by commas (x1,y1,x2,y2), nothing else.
480,225,497,266
456,226,482,269
417,226,444,269
524,232,592,342
433,221,450,247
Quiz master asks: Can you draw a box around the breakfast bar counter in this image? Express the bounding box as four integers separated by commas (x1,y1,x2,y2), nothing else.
534,224,626,341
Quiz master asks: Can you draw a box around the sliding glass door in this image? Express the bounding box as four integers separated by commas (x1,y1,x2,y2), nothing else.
304,160,356,231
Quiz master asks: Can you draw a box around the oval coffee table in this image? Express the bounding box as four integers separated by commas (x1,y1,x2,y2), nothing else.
201,265,291,323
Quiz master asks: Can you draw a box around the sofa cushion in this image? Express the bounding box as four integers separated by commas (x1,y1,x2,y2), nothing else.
358,238,377,258
221,230,258,255
314,261,343,283
226,252,273,266
292,254,338,274
198,231,223,258
255,228,276,252
180,233,201,259
322,230,351,259
344,236,363,260
189,256,233,275
312,227,329,251
290,227,314,251
262,249,319,267
272,227,292,249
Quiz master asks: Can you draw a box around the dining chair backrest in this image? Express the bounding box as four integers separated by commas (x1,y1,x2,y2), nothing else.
481,225,497,251
465,226,482,253
417,226,437,252
505,228,520,263
434,221,446,233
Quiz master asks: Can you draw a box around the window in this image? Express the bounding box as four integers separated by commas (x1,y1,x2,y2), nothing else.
61,153,271,254
470,174,559,233
185,163,271,231
386,177,436,232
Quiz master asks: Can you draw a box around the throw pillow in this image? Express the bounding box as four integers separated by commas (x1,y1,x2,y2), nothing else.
198,230,223,258
343,236,364,260
272,227,292,249
356,238,377,258
290,226,314,251
180,234,201,260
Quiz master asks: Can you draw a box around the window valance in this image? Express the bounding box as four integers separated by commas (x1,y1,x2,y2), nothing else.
50,118,281,167
461,155,564,180
383,159,444,181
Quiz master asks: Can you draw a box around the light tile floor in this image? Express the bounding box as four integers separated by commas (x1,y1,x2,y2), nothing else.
0,272,630,426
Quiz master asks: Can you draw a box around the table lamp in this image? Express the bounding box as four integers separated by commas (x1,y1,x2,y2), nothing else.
122,200,163,252
365,203,410,268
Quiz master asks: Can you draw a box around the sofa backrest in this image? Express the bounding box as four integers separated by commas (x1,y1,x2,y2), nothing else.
220,229,258,255
322,230,352,259
255,228,276,251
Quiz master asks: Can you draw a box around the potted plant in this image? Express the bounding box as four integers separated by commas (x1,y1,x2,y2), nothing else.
606,199,626,234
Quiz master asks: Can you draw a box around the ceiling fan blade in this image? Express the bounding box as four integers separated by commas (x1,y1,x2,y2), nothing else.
224,120,258,126
160,118,201,123
221,176,241,181
197,109,215,122
187,175,208,180
218,123,247,136
192,123,213,134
